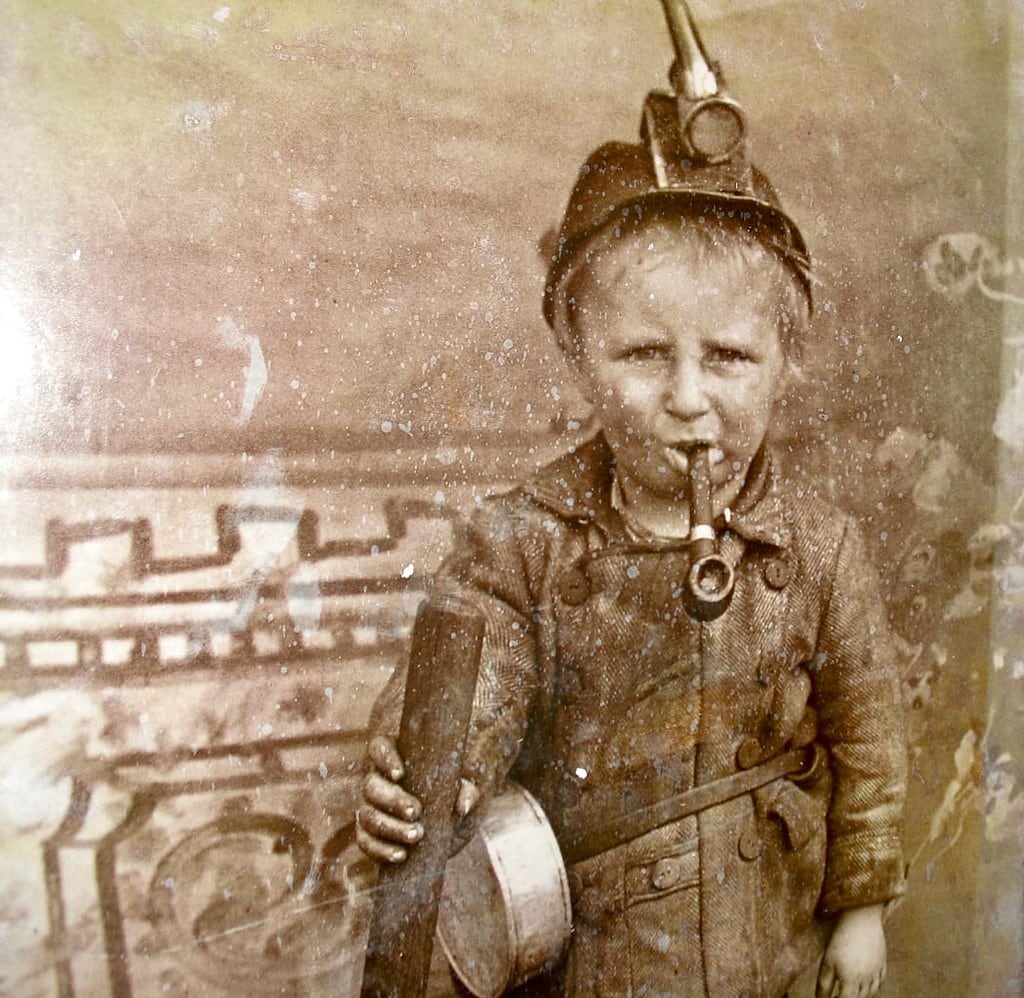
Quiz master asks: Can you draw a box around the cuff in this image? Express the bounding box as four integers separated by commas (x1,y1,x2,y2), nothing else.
819,829,906,916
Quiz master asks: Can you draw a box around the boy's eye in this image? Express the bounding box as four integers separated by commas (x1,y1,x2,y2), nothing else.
619,344,670,363
706,346,754,366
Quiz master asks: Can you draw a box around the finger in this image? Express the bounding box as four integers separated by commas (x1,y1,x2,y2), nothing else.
816,962,835,998
456,779,480,817
363,771,422,820
354,810,421,868
360,790,423,839
368,735,405,782
355,818,408,864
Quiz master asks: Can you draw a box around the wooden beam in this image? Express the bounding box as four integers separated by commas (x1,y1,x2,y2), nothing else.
360,595,484,997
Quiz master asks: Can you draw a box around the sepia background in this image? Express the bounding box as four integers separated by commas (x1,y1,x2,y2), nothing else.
0,0,1021,994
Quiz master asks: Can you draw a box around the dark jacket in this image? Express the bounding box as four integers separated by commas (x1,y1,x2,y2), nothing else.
425,435,906,996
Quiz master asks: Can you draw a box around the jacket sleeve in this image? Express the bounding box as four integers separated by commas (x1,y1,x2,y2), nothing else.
428,494,543,801
812,517,908,915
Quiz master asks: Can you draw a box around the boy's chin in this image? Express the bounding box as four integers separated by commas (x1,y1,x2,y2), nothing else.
629,468,696,502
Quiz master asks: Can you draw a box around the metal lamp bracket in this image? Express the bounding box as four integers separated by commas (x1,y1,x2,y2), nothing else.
643,0,748,182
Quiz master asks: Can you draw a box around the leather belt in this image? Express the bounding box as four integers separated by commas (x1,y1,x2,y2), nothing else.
562,745,817,866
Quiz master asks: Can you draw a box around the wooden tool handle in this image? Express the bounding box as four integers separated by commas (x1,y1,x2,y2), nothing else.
360,595,485,998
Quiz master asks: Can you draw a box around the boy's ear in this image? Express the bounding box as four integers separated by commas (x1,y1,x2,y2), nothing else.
774,356,804,402
562,344,604,412
557,323,590,378
565,353,593,404
785,355,807,385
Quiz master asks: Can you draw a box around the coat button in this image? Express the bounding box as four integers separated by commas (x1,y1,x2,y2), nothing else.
651,857,682,890
561,669,584,703
575,886,605,923
567,871,603,923
763,555,792,589
738,828,762,861
558,566,590,605
736,737,762,770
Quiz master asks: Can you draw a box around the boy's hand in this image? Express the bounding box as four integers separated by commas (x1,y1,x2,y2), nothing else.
355,735,480,863
816,903,886,998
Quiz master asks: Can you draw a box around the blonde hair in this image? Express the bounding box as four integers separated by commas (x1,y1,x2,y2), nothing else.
556,212,810,363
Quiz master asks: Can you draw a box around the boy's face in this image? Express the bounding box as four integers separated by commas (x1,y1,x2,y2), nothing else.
568,226,794,503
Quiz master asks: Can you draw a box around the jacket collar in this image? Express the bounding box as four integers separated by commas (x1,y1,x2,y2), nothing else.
523,433,794,550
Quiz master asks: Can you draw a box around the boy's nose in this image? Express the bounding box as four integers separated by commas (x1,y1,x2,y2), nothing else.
665,359,709,420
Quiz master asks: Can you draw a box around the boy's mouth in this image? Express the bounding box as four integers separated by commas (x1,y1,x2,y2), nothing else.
662,443,725,476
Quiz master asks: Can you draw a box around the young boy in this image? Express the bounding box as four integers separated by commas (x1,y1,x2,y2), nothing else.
357,139,906,998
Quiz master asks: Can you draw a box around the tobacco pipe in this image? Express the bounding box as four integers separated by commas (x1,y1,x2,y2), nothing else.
685,444,735,620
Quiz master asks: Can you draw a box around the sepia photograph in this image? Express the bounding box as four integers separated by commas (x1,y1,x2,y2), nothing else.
0,1,1021,995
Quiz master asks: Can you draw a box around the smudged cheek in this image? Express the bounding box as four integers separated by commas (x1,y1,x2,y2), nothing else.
594,390,662,439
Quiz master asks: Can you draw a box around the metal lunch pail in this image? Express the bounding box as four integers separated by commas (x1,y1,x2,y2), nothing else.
437,783,572,997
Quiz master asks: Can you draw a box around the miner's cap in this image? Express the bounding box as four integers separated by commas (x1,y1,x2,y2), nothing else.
542,141,813,333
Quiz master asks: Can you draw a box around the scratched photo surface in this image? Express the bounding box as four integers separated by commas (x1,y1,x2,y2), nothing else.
0,1,1020,995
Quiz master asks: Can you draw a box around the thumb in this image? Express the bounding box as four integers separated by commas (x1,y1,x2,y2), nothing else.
367,734,405,782
816,958,836,998
456,778,480,817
